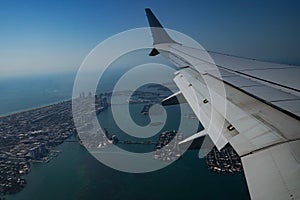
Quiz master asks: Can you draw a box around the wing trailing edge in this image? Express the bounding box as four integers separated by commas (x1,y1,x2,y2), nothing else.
144,8,300,200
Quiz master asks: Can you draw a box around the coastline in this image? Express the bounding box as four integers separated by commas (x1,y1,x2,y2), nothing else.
2,105,250,200
0,98,72,118
0,99,76,196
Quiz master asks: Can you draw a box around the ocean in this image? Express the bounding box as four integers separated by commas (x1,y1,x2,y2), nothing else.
1,73,250,200
0,73,75,116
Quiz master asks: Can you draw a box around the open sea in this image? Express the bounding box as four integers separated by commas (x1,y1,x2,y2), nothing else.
1,73,250,200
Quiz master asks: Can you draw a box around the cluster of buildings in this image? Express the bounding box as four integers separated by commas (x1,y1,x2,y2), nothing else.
72,94,110,149
206,145,243,174
0,157,27,195
0,86,176,196
0,100,75,195
129,90,169,104
1,83,218,196
153,131,184,161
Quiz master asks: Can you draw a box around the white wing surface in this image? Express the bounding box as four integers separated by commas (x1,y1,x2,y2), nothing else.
145,8,300,200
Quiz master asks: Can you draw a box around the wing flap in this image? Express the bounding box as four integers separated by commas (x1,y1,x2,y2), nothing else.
174,69,228,149
145,8,300,200
174,68,300,156
242,140,300,200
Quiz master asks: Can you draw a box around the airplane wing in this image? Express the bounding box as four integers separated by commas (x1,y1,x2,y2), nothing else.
145,8,300,200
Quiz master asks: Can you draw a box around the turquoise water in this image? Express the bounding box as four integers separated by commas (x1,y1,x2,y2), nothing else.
1,74,250,199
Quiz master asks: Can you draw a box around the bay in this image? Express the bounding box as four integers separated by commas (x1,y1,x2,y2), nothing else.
1,74,250,199
7,106,250,200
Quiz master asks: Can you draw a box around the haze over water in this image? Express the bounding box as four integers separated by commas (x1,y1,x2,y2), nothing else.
0,73,75,117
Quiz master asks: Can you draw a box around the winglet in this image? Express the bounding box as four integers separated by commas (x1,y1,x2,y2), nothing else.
145,8,177,45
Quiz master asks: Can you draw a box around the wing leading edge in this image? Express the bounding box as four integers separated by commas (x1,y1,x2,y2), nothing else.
145,8,300,200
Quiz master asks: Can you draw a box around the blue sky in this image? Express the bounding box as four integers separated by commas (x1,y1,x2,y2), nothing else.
0,0,299,77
